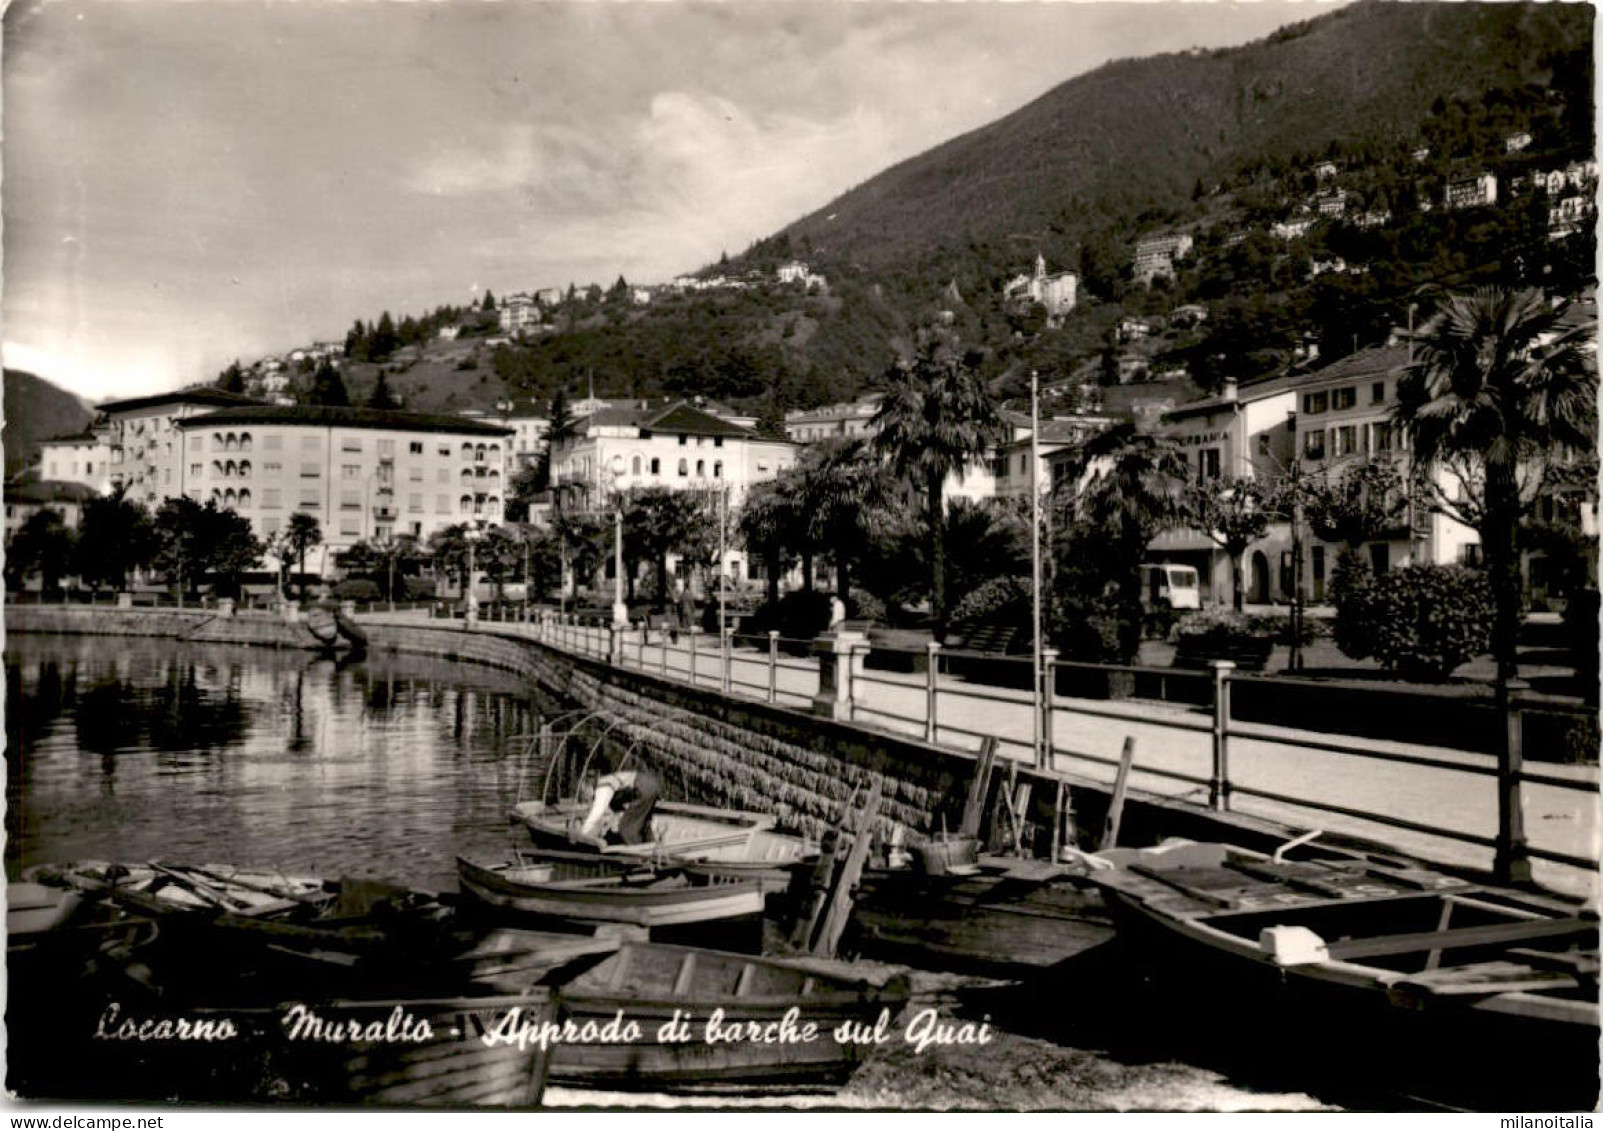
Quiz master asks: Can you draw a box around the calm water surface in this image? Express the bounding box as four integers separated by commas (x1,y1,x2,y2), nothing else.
6,634,567,889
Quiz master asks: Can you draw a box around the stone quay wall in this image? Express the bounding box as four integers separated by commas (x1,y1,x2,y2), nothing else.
6,604,320,649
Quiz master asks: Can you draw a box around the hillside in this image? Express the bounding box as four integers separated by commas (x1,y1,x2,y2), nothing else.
258,0,1594,422
3,369,92,477
771,1,1590,274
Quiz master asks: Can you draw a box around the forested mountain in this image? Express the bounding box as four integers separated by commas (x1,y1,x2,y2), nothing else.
317,1,1597,421
4,369,93,477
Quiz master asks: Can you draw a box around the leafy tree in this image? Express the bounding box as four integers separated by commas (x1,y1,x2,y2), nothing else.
737,479,802,606
7,508,75,592
73,484,154,591
367,370,400,410
623,486,702,603
1051,424,1188,662
151,498,262,599
307,360,350,407
370,312,400,360
215,360,245,394
1183,476,1274,611
1396,288,1597,688
872,337,1004,635
280,512,324,599
798,438,890,606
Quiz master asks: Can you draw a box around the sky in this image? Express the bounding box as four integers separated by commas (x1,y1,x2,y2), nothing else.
4,0,1348,403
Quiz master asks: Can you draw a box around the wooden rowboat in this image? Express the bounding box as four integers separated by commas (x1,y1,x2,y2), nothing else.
1092,838,1600,1109
456,852,767,930
480,941,910,1091
509,798,813,892
851,855,1115,977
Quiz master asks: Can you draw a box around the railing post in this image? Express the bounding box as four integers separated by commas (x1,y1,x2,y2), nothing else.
688,627,701,686
768,631,780,704
722,626,734,694
1496,678,1533,885
846,643,859,721
607,624,620,666
1209,660,1236,811
637,624,646,670
661,629,670,679
924,641,941,743
1040,647,1059,770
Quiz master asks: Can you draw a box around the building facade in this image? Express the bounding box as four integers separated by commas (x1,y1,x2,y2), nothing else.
98,388,265,510
174,405,511,576
1133,233,1194,286
783,397,883,443
36,432,114,495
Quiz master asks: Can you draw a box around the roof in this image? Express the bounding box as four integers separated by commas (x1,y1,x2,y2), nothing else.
1294,344,1412,388
99,387,263,415
5,479,98,505
39,431,101,446
176,405,513,437
573,399,792,443
1163,370,1306,422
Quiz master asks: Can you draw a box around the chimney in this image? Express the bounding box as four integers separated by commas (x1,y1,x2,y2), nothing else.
1222,376,1239,402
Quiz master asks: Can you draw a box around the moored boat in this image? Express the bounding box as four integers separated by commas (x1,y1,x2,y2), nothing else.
480,940,910,1091
1091,837,1600,1109
456,852,767,930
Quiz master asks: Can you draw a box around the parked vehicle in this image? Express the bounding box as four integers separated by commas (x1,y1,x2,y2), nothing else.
1140,563,1201,610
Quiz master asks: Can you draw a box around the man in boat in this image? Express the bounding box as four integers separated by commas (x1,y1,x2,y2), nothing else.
578,770,663,846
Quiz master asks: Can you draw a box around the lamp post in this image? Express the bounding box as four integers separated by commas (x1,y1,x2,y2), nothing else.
611,468,628,629
1031,369,1046,771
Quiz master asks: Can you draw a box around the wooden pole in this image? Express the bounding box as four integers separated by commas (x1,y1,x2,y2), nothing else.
1100,736,1137,852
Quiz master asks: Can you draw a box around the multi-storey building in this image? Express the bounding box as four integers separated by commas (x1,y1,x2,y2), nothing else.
174,405,511,576
987,414,1115,502
1002,255,1078,321
458,401,550,468
98,388,264,509
36,431,115,494
1444,172,1498,211
784,397,884,443
1133,233,1193,286
1147,374,1301,605
499,293,542,335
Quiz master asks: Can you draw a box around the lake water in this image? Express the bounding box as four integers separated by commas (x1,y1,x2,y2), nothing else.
5,633,568,890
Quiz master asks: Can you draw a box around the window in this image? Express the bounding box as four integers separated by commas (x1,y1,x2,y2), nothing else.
713,437,723,449
301,462,322,478
1199,449,1221,480
989,455,1008,478
190,463,203,478
439,445,451,458
408,493,423,513
460,495,473,515
1257,435,1271,457
1371,381,1386,405
696,460,705,477
192,436,205,452
409,441,423,454
713,461,723,479
461,443,474,460
262,434,282,451
1372,423,1392,452
341,491,361,510
1332,387,1355,410
340,519,360,537
436,494,451,514
1302,391,1328,415
678,435,688,446
437,468,450,484
650,458,660,475
341,438,362,453
164,468,173,484
263,461,283,475
342,464,360,479
262,489,282,509
237,490,251,508
632,456,641,475
756,460,770,473
378,439,395,457
1334,425,1357,457
238,460,251,477
262,516,281,535
239,433,253,452
301,435,321,451
409,466,423,482
299,492,320,509
678,459,689,477
1303,430,1326,460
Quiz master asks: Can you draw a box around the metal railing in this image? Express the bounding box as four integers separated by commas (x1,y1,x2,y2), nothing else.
393,607,1603,885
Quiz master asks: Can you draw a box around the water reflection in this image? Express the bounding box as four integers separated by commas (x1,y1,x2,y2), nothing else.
6,634,566,890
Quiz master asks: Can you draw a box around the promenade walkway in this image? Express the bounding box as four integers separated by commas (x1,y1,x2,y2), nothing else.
363,610,1600,900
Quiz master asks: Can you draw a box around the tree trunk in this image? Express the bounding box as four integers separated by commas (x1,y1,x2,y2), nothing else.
1230,550,1245,612
802,551,814,593
835,541,851,605
765,548,781,607
928,470,947,638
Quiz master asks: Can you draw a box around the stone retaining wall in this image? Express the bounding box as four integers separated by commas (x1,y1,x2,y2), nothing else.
6,605,319,649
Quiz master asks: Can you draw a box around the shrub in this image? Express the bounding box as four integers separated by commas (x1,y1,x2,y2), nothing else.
332,578,381,602
949,576,1032,640
402,576,436,601
1335,565,1493,681
743,588,883,642
1175,608,1277,643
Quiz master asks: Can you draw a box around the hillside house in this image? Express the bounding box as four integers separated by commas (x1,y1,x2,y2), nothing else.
630,287,653,305
1313,161,1338,181
1444,172,1498,211
1315,188,1348,217
1271,217,1314,241
1355,209,1392,229
1504,131,1534,154
534,287,563,306
1549,195,1590,240
499,293,542,335
1411,146,1432,164
1171,304,1208,328
1117,317,1153,342
1133,233,1193,285
1002,254,1078,321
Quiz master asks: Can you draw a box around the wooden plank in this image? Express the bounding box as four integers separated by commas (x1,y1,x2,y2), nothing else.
959,738,998,839
1393,961,1580,997
1327,917,1594,962
672,952,697,996
1425,896,1455,971
1506,947,1600,979
1099,737,1136,852
811,779,882,959
734,962,756,997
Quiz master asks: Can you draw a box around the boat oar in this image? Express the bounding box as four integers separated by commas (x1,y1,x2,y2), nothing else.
174,863,327,906
148,863,254,911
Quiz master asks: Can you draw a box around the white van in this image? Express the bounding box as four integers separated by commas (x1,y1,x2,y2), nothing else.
1140,563,1201,610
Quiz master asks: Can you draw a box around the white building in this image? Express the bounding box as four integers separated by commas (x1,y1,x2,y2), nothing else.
458,402,550,468
4,478,98,543
784,396,884,443
1003,255,1078,321
1444,172,1498,211
499,293,542,335
1133,233,1194,285
36,431,114,494
98,388,266,510
175,405,511,577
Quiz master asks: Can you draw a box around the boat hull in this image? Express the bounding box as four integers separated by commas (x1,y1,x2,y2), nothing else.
457,857,766,929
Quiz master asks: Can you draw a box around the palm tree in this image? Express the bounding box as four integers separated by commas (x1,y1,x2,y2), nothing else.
1052,424,1189,662
799,439,889,607
737,480,798,607
281,513,323,601
1396,288,1597,687
872,339,1003,635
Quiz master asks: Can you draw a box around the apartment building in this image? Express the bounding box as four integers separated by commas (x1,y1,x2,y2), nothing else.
37,432,115,495
458,401,550,467
784,397,884,443
174,405,511,576
98,388,265,509
1133,233,1194,286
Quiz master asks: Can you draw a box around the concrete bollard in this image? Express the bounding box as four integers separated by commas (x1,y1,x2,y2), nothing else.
217,597,236,618
925,641,941,742
811,629,867,721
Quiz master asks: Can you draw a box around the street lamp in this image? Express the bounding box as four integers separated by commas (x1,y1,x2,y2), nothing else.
611,469,628,629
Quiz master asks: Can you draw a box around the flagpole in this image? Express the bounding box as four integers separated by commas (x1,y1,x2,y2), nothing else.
1031,369,1044,770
